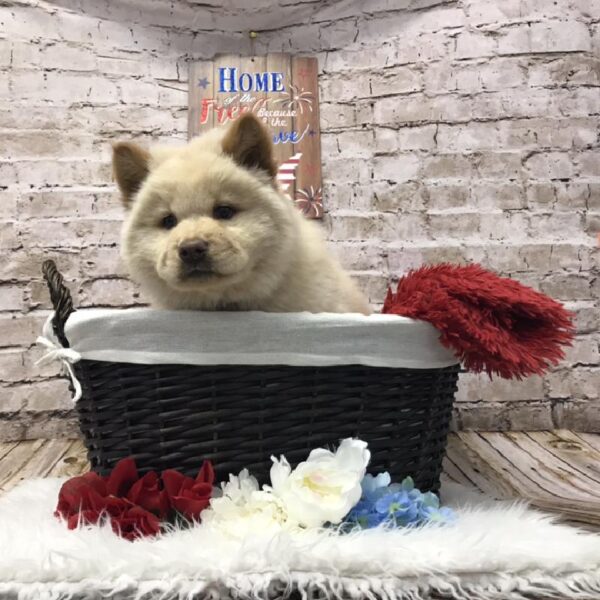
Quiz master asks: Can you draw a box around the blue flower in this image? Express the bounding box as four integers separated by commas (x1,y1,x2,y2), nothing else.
346,499,388,528
419,505,457,524
361,472,391,502
375,491,419,525
343,473,457,530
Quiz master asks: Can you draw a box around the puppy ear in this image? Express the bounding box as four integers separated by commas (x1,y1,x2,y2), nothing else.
112,142,151,206
221,113,278,179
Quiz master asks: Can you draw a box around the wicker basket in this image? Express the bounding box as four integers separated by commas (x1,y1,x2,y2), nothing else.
42,260,459,492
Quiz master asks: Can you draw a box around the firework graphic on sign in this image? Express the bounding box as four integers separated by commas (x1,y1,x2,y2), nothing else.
295,186,323,219
274,85,314,114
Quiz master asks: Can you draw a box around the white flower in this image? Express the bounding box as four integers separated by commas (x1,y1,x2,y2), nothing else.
201,469,290,538
269,438,371,528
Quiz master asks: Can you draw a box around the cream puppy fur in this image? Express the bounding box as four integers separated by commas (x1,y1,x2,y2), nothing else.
112,114,370,314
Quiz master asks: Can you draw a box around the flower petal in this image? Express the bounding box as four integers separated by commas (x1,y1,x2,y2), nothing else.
105,458,139,497
269,456,291,493
161,469,186,497
306,448,334,462
196,460,215,485
335,438,371,474
127,472,170,518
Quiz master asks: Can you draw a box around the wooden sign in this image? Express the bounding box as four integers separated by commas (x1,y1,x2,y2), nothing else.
188,54,323,219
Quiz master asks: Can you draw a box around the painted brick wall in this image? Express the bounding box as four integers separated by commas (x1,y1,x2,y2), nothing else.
0,0,598,440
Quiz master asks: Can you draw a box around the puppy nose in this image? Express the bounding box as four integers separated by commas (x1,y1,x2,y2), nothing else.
178,240,209,265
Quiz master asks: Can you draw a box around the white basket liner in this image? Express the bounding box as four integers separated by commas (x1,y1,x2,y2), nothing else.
63,308,458,369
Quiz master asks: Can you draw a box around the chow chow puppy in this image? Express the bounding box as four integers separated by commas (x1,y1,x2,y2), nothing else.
112,113,371,314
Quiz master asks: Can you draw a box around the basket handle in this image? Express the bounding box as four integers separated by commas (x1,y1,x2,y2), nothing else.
42,259,75,348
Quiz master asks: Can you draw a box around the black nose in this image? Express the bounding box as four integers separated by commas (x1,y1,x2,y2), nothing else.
178,240,209,265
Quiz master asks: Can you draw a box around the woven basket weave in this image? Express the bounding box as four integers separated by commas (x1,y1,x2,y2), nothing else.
43,260,459,492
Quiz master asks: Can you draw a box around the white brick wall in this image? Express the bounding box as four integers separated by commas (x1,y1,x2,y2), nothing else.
0,0,598,440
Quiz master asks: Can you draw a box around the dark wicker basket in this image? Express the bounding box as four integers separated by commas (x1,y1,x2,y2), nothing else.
43,260,459,492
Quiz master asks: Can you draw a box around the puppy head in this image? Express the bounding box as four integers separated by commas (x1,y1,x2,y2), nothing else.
113,114,295,305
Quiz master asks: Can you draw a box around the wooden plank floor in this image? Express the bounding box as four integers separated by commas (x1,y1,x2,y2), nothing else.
443,430,600,528
0,431,599,528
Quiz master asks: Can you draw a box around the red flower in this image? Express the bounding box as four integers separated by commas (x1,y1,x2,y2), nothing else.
55,458,215,539
162,461,214,521
55,472,108,519
127,471,170,519
109,505,161,541
55,458,162,541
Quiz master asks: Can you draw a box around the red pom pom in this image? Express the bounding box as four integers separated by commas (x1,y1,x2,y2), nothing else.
382,263,574,379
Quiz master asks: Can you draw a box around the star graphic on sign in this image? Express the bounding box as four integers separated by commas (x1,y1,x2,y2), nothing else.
197,77,210,89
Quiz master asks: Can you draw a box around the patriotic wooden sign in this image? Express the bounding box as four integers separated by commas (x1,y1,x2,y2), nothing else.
188,54,323,219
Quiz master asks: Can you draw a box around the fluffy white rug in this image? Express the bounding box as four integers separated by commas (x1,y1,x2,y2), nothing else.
0,478,599,600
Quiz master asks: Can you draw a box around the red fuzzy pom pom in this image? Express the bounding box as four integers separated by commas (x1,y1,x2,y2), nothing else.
382,263,574,379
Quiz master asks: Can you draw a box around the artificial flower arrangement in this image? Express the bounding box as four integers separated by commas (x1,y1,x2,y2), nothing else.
55,439,455,541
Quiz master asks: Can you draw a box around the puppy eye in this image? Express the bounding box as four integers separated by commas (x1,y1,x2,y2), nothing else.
161,213,177,229
213,205,236,220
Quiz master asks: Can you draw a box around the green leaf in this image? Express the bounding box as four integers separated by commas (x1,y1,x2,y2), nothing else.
421,492,440,509
400,476,414,491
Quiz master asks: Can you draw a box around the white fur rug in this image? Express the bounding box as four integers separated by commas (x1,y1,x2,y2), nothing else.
1,478,600,600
